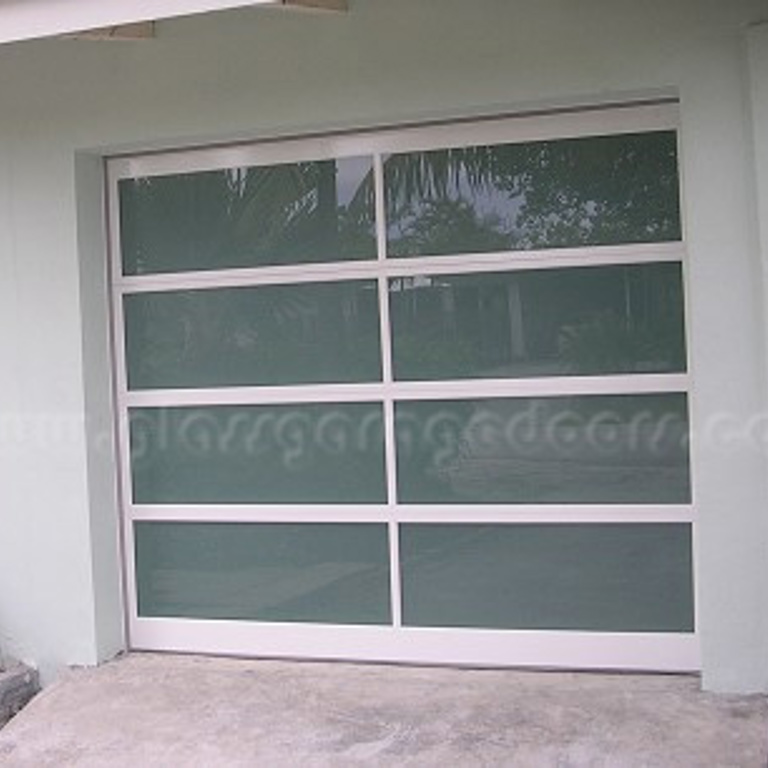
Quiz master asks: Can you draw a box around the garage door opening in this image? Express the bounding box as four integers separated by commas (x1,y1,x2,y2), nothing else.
107,102,697,671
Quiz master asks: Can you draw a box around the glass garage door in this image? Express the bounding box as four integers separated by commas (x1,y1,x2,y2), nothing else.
109,103,697,670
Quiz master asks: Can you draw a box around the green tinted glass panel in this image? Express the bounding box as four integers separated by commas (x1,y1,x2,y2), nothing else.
400,523,693,632
135,522,391,624
124,280,381,390
120,156,376,275
130,404,386,504
385,131,681,257
390,263,686,380
395,394,690,504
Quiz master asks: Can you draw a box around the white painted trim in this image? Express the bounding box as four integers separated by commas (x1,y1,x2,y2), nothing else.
106,163,142,651
122,507,140,638
103,161,136,654
130,619,700,672
128,504,694,524
374,160,403,627
107,102,679,180
0,0,281,45
123,374,690,407
374,153,388,266
387,521,403,628
382,374,689,399
114,242,685,293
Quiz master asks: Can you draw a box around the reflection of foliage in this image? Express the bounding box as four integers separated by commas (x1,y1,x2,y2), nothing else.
122,131,681,274
388,198,510,257
384,145,501,211
393,331,478,380
121,161,375,274
123,133,685,391
383,131,681,252
557,307,684,374
500,132,681,247
558,311,656,374
132,404,387,504
128,282,381,388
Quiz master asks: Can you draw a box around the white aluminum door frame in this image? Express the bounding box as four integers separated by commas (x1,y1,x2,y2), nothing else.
107,100,700,672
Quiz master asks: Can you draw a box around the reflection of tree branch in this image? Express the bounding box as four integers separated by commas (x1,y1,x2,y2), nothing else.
389,197,510,257
381,131,680,253
123,131,680,276
383,146,498,209
121,159,375,273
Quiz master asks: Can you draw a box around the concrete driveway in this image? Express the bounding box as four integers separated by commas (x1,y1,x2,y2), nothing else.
0,653,766,767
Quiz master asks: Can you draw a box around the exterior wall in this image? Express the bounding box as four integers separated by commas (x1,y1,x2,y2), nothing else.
0,0,766,690
750,25,768,387
746,20,768,693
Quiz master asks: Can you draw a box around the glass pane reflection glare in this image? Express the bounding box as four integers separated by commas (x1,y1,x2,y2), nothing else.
125,280,382,389
400,523,694,631
390,263,686,380
130,404,386,504
385,131,681,257
395,394,690,504
136,522,391,624
120,156,376,275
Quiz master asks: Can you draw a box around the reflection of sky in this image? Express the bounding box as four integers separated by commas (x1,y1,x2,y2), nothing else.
224,157,372,209
452,167,524,225
384,151,525,238
382,146,612,244
389,275,436,292
336,156,373,207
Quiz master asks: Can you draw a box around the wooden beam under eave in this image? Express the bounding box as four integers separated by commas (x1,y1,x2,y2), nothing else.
0,0,278,46
281,0,347,11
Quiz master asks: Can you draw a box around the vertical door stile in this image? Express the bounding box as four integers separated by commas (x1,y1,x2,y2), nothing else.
375,151,403,628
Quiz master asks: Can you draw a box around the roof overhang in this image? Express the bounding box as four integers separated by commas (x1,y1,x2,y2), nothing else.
0,0,346,45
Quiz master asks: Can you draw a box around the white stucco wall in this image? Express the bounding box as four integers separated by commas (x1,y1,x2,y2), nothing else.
0,0,766,691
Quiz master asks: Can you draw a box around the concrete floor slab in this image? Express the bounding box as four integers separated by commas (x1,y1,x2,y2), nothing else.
0,653,766,767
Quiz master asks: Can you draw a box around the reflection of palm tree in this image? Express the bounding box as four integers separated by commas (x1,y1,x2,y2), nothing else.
121,159,374,274
386,197,510,256
121,130,680,274
122,133,682,385
378,131,681,252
